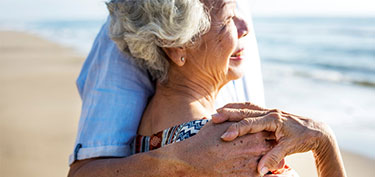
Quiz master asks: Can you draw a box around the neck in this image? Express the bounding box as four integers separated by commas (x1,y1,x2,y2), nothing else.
139,69,225,135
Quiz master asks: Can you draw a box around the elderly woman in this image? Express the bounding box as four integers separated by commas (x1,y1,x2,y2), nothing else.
70,0,346,176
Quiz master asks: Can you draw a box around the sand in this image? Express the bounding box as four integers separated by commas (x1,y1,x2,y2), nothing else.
0,31,82,177
0,31,374,177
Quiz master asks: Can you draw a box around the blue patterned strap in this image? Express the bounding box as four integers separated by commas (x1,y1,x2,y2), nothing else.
132,118,210,154
175,119,209,142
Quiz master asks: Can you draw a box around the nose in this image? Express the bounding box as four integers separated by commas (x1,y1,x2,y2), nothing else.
234,15,249,39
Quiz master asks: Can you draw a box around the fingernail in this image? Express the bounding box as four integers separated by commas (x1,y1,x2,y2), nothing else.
211,113,219,119
260,167,268,176
221,132,230,139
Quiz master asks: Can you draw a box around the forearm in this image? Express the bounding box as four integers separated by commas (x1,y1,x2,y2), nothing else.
68,142,196,177
313,131,347,177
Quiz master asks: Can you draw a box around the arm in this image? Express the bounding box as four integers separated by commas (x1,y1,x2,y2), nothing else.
213,102,347,177
68,140,197,177
69,121,276,177
313,125,346,177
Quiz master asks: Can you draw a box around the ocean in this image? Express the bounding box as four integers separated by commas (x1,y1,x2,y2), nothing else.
1,17,374,158
254,17,375,159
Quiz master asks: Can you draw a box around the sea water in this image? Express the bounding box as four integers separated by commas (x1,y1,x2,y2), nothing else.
1,17,374,158
255,17,375,159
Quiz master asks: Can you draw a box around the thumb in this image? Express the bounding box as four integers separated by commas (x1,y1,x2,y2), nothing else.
257,140,289,176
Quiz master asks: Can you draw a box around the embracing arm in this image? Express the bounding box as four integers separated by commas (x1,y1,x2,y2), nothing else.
69,121,275,177
68,140,198,177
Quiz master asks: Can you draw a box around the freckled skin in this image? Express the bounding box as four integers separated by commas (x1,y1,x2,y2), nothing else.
69,120,276,177
216,102,347,177
185,121,275,177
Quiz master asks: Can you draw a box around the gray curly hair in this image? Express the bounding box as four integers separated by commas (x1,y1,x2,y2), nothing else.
106,0,211,81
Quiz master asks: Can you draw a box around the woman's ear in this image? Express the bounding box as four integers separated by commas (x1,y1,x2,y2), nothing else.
162,47,186,67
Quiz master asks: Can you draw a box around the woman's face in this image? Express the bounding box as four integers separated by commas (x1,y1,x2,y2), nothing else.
185,0,249,85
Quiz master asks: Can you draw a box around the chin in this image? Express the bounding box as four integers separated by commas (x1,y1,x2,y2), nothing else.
227,66,245,81
226,57,245,80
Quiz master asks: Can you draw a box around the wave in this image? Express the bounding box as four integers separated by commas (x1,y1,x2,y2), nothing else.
352,80,375,87
291,67,375,88
264,58,375,75
263,57,375,89
0,19,105,54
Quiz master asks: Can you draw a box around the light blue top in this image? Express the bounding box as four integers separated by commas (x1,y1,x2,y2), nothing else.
69,14,265,165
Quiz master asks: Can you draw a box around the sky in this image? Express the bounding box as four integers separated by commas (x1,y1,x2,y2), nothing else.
0,0,374,21
250,0,375,16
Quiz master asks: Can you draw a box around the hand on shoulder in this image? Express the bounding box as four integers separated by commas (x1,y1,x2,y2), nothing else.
212,102,345,176
185,121,276,176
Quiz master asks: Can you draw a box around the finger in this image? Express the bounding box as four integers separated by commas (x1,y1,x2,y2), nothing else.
270,109,306,121
276,159,286,170
214,107,268,123
222,102,268,111
221,116,277,141
258,140,290,176
263,174,293,177
211,113,227,123
220,121,240,141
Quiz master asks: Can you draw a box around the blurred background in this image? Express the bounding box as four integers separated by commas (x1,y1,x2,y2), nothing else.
0,0,374,176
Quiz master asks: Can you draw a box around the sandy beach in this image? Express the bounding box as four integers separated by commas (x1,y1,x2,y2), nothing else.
0,31,374,177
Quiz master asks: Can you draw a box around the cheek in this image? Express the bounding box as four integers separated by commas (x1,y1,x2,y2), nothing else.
217,29,237,63
196,25,238,76
209,34,236,78
227,33,237,54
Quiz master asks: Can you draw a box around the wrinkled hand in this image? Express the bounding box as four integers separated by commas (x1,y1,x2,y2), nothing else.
185,121,276,177
213,102,331,176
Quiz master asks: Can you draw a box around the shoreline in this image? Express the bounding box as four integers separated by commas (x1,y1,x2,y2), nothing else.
0,30,373,177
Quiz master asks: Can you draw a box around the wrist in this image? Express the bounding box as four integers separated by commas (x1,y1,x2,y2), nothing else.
171,135,217,176
152,139,201,176
310,123,346,177
312,121,335,153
